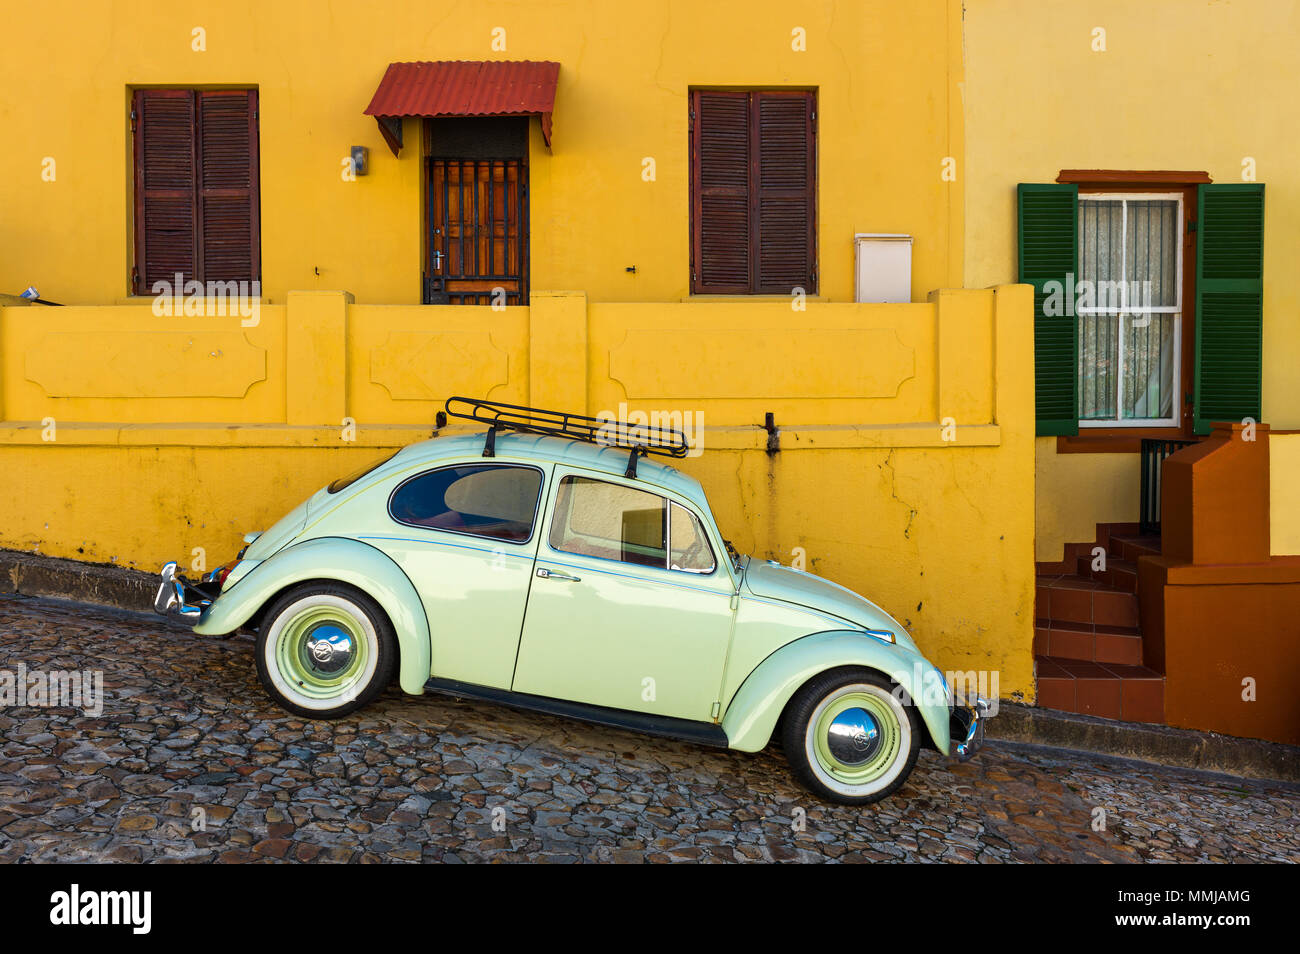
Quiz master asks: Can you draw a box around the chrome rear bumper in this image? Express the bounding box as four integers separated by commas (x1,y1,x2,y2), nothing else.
949,696,991,760
153,561,216,618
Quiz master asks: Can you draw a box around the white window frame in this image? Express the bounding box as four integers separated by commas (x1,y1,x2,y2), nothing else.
1077,192,1183,429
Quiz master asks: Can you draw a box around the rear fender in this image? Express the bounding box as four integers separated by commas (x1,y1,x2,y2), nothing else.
721,630,950,754
193,536,431,696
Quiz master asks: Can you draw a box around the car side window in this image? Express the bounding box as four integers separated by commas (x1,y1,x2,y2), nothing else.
390,465,542,542
549,476,715,573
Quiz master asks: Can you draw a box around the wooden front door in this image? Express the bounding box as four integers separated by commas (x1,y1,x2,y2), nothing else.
425,158,528,305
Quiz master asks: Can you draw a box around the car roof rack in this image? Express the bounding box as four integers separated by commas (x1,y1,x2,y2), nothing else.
444,396,690,478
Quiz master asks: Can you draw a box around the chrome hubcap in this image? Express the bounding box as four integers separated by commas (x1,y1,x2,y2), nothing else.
302,623,355,677
826,707,882,765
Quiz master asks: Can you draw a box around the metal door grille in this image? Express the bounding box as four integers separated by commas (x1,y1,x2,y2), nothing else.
1139,438,1196,534
425,158,527,305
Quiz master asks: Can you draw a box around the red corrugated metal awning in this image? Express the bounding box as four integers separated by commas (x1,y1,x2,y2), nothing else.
364,60,560,155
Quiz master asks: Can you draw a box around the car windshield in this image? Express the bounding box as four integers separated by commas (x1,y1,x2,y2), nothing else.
327,451,399,494
696,488,743,573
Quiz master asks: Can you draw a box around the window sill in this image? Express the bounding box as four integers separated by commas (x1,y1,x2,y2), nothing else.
1057,427,1195,454
681,295,828,303
116,295,272,305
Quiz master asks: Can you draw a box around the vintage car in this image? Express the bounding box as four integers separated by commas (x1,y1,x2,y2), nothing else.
155,398,987,804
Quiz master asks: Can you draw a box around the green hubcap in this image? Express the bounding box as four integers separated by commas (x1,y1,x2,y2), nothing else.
276,606,369,700
812,692,902,785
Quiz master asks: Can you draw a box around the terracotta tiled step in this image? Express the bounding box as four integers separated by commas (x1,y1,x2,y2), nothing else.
1035,573,1140,628
1035,541,1094,577
1107,532,1161,563
1034,619,1144,665
1035,526,1160,578
1074,554,1138,593
1035,655,1165,724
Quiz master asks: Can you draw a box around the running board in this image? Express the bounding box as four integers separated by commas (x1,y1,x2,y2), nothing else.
423,677,730,748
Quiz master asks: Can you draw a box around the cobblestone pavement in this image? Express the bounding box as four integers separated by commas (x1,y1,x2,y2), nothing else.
1,596,1296,864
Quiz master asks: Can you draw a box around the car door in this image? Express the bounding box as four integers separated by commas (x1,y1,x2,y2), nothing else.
511,468,735,722
364,462,547,689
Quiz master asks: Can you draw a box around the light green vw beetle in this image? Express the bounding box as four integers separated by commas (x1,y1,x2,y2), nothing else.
156,398,987,804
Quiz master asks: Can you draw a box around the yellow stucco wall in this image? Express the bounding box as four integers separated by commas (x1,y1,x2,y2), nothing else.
0,0,964,306
963,0,1300,560
0,286,1037,698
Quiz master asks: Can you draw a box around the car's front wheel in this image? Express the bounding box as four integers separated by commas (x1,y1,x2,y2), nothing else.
255,583,397,718
781,667,921,805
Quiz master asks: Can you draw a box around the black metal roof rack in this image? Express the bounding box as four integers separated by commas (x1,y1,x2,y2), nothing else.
443,396,690,477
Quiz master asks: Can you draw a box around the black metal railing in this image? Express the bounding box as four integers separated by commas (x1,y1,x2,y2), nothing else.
1139,438,1196,535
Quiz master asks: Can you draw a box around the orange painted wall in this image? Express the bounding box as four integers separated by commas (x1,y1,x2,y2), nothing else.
1159,579,1300,746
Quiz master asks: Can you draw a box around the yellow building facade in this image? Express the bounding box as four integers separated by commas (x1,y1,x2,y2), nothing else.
4,0,1297,725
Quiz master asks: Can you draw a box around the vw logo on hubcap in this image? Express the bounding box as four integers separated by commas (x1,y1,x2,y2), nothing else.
827,706,882,765
303,623,355,676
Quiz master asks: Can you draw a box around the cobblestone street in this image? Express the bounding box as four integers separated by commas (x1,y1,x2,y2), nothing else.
1,595,1296,864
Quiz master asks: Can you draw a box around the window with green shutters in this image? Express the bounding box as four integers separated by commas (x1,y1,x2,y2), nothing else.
1017,180,1265,439
1194,183,1265,434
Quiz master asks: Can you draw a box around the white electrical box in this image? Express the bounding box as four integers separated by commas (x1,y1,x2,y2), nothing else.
854,233,913,303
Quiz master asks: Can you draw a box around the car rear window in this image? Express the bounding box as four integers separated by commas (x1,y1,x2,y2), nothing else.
327,451,399,494
390,465,543,542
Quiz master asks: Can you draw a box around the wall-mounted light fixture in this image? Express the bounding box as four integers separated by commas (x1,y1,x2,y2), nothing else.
350,146,370,176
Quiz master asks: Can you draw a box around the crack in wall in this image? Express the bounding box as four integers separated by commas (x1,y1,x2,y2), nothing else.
877,449,920,542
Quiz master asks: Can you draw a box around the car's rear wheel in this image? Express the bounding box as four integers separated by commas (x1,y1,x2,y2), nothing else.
781,668,921,805
255,583,396,718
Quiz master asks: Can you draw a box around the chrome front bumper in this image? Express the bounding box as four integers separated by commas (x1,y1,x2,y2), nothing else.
153,561,217,618
949,696,991,760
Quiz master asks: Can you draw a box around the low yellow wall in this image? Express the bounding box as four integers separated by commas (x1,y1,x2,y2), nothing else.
0,285,1036,698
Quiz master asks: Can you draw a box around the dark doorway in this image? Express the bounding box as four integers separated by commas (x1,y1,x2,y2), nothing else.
424,117,528,305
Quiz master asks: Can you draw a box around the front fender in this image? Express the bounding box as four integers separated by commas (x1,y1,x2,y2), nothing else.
193,536,431,697
721,630,951,754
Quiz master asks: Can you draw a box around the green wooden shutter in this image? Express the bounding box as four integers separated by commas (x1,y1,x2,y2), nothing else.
1194,183,1264,434
1018,183,1078,436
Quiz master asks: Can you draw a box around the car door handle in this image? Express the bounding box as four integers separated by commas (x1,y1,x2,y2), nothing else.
536,567,580,582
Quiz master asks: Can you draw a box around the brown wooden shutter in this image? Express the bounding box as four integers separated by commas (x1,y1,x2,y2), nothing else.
134,89,197,292
691,90,816,294
692,90,751,293
133,89,259,293
753,92,815,293
197,90,260,284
